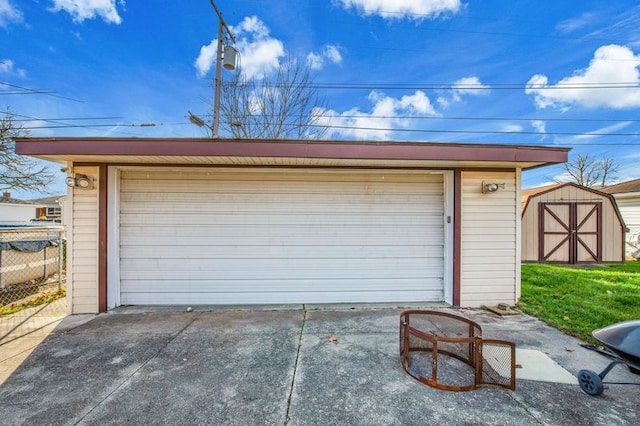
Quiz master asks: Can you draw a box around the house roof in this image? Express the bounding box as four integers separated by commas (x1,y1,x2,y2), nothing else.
29,195,66,205
0,195,36,206
601,178,640,194
14,137,569,170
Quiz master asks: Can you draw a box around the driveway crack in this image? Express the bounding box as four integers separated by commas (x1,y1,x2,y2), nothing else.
73,313,201,425
284,304,307,426
505,388,546,425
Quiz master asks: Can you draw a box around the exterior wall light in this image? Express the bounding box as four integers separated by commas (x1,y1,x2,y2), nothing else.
482,182,506,193
65,174,94,189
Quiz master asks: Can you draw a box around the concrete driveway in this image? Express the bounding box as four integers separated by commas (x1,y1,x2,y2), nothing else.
0,306,638,425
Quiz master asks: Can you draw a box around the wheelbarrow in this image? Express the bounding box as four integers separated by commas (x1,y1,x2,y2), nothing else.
577,320,640,396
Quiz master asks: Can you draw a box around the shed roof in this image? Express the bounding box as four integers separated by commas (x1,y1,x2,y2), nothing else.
15,138,569,170
521,183,563,210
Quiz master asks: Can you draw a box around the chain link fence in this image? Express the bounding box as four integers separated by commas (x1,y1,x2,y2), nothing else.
0,227,66,314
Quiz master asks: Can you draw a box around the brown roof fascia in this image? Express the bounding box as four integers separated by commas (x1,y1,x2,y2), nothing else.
15,137,569,166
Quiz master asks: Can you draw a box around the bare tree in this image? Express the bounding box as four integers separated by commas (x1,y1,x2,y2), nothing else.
1,109,55,192
218,58,328,139
561,153,619,188
598,157,619,188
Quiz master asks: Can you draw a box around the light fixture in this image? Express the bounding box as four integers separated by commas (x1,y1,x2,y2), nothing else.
482,181,506,193
188,110,206,127
65,174,93,189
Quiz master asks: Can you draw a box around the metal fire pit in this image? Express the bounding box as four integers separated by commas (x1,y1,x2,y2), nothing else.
578,320,640,396
399,310,516,391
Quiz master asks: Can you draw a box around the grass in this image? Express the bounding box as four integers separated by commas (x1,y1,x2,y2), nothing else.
518,262,640,344
0,288,66,317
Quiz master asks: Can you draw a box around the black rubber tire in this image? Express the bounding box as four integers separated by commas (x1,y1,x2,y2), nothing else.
629,365,640,375
577,369,604,396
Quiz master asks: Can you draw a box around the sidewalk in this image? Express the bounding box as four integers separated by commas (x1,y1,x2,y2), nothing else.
0,298,68,385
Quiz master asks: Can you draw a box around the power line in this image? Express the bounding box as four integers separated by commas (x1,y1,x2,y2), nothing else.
0,81,83,103
214,120,640,141
19,123,157,130
224,81,640,91
218,113,640,124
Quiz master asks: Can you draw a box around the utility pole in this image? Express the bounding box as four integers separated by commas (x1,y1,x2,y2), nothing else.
210,0,236,138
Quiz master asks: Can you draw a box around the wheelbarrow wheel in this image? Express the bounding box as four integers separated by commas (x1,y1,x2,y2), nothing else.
578,369,604,396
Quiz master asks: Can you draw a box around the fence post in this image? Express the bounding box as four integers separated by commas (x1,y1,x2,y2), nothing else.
58,230,63,293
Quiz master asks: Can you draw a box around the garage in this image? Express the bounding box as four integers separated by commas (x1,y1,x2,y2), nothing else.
116,168,449,305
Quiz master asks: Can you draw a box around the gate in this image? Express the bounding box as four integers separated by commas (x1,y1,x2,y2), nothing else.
539,202,602,263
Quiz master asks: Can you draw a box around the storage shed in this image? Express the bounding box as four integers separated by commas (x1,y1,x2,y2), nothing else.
15,137,569,313
521,183,627,263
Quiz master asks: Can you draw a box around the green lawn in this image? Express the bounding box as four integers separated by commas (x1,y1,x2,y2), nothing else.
518,262,640,344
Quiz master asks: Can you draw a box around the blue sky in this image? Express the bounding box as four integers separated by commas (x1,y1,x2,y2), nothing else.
2,0,640,197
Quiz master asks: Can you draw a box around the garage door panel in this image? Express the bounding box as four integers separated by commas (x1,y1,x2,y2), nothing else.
121,289,444,305
120,213,442,227
121,173,443,187
120,203,440,215
120,244,444,259
120,258,444,280
119,224,443,239
120,233,444,246
119,169,446,305
121,278,443,294
120,191,442,205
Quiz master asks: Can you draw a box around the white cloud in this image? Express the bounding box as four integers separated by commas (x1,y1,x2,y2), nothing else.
531,120,546,134
316,90,438,140
195,16,285,79
324,45,343,64
437,76,490,107
194,41,218,78
49,0,124,24
572,121,632,140
338,0,462,20
501,123,523,133
531,120,548,140
525,44,640,109
556,12,596,33
0,0,22,27
307,44,343,70
0,58,26,77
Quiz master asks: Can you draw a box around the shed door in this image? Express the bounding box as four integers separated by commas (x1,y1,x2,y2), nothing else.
118,169,446,305
539,202,602,264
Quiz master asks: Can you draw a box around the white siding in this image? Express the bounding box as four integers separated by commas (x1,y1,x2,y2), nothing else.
68,165,99,314
460,171,518,307
118,168,446,305
614,195,640,250
0,204,38,224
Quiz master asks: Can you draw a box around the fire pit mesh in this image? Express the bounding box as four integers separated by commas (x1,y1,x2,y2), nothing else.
480,340,516,389
400,310,515,391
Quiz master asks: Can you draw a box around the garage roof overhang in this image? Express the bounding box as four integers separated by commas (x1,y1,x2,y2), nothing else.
15,137,569,170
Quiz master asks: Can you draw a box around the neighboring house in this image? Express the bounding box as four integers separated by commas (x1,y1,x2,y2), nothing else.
602,178,640,257
30,195,66,223
521,183,627,264
16,137,569,314
0,192,42,225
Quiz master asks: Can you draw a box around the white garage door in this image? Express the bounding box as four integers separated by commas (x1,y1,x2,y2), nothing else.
118,169,445,305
